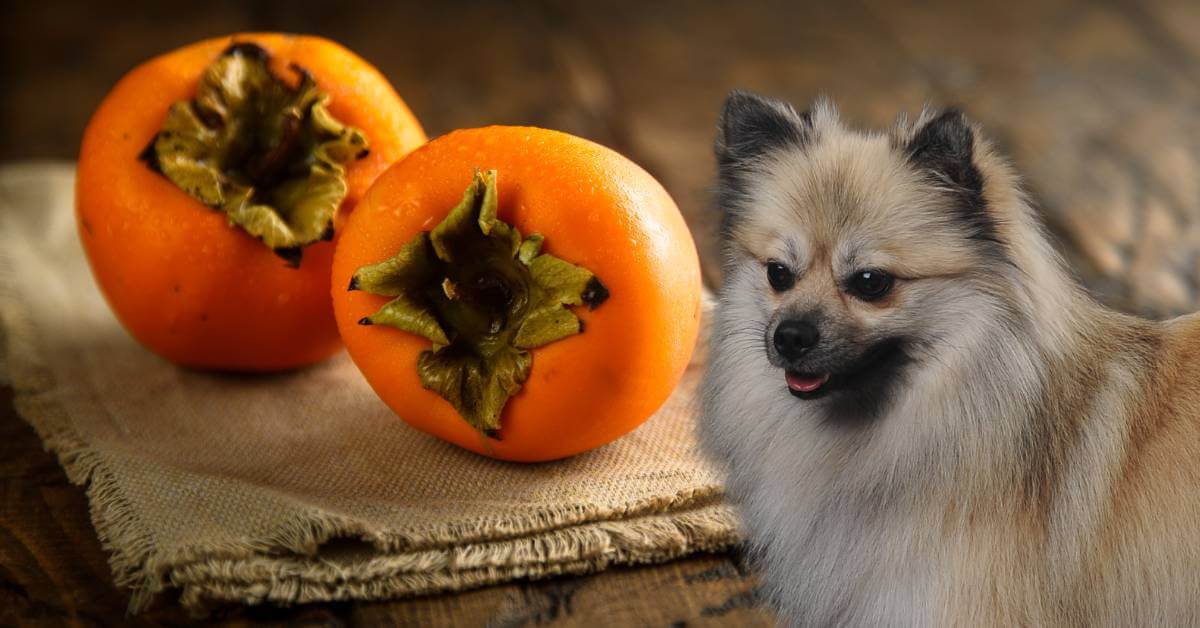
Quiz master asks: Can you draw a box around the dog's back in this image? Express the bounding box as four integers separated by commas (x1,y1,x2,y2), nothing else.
1084,314,1200,625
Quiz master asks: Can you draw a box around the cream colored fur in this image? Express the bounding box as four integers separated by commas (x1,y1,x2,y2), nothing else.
700,97,1200,626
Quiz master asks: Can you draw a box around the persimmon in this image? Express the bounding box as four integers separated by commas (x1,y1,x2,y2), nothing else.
332,127,702,461
76,33,425,371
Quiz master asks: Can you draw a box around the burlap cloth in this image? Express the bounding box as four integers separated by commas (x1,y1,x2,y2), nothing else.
0,163,737,613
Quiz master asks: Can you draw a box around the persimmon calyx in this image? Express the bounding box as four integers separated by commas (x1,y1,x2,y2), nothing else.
350,170,609,435
142,42,369,267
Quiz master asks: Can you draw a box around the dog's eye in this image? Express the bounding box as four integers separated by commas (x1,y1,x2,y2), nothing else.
766,261,795,292
847,269,894,301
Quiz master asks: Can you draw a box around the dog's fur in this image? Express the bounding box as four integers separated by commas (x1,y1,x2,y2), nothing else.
700,91,1200,626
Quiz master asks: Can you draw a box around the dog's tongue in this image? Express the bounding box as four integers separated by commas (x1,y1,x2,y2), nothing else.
786,371,830,393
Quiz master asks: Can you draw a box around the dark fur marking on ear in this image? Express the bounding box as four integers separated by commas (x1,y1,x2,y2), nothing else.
714,91,811,247
907,109,1000,247
717,91,808,161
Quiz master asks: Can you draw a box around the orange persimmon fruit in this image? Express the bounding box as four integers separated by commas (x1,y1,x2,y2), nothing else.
332,126,702,462
77,33,425,371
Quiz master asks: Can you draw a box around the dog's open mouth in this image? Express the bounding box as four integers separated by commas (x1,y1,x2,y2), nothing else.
782,339,910,401
785,371,831,398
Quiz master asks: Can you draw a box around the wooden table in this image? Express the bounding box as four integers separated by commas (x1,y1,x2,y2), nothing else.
3,0,1199,624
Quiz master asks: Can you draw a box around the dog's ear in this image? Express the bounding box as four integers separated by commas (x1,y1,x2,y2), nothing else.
906,109,984,204
714,92,811,239
906,109,993,241
716,90,810,165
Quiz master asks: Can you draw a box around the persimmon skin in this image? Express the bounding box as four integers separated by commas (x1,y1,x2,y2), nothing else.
332,127,703,462
77,33,426,371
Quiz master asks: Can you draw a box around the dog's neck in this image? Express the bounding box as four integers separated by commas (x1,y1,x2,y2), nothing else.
879,186,1162,519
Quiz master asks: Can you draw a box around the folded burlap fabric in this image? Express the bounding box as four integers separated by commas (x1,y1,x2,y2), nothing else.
0,163,737,613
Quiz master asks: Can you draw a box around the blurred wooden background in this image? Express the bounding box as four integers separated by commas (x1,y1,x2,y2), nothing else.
3,0,1200,625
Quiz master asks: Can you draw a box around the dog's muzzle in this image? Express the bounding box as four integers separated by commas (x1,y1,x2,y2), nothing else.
773,319,819,360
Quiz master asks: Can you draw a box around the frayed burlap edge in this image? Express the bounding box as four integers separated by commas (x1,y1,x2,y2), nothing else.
171,502,739,613
0,164,738,615
0,171,170,612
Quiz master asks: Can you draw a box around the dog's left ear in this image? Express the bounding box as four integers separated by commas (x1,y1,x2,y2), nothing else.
906,109,984,201
907,109,996,243
716,90,810,165
714,92,811,235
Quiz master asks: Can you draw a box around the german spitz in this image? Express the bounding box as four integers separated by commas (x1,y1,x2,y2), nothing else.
699,91,1200,625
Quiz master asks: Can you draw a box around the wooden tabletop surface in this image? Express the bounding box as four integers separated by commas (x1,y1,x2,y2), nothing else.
3,0,1200,624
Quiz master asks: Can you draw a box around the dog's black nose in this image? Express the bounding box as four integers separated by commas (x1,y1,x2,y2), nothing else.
774,320,819,359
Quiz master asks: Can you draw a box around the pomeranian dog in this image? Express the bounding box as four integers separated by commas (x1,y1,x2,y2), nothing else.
699,91,1200,626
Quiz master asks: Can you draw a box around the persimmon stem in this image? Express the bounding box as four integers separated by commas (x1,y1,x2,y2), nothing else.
142,42,369,266
349,170,609,434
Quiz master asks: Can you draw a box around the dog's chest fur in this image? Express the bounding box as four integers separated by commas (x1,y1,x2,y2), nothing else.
735,432,1040,625
746,442,943,625
710,363,1040,625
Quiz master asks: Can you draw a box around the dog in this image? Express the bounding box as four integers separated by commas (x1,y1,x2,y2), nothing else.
699,91,1200,626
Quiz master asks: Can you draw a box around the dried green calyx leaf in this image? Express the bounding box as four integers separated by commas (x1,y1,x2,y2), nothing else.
351,170,610,435
143,42,369,266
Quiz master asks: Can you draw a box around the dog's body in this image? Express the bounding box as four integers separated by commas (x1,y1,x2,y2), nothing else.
699,92,1200,625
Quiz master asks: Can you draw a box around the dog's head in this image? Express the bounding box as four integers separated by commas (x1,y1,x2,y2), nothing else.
714,92,1026,422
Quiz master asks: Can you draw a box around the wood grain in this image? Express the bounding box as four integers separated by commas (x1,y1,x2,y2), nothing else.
3,0,1200,624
